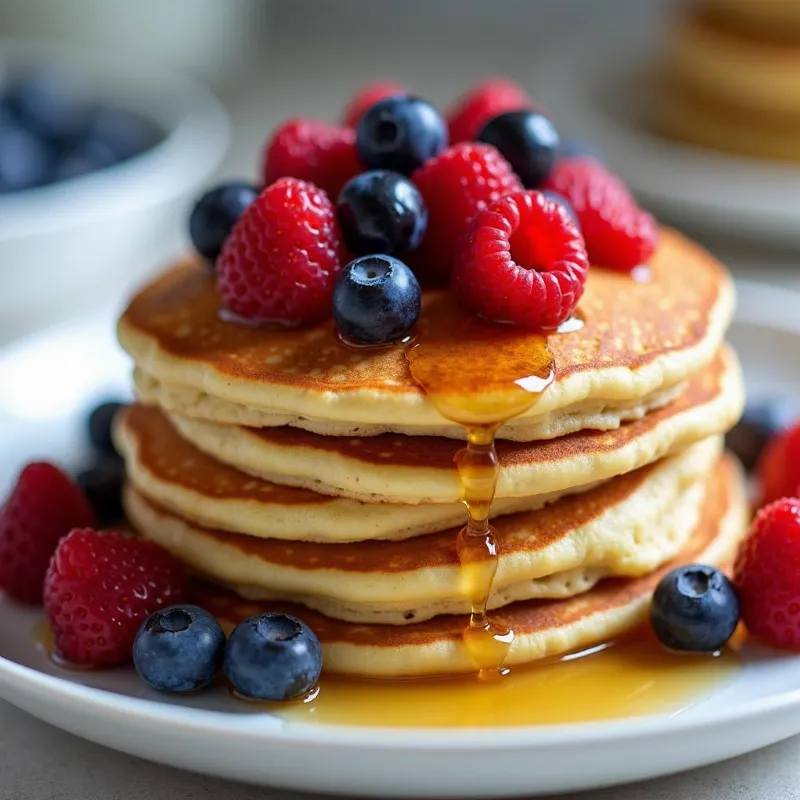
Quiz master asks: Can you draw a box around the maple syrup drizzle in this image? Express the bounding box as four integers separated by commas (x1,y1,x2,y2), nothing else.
405,295,556,676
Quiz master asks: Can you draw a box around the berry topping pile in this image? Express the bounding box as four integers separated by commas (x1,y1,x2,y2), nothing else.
186,77,659,340
217,177,344,325
446,78,533,144
454,191,589,329
543,157,658,272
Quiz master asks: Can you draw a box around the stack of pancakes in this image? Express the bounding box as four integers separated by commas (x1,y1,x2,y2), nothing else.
654,0,800,161
115,229,748,677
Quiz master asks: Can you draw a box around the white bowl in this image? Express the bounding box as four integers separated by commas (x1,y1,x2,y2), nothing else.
0,40,230,342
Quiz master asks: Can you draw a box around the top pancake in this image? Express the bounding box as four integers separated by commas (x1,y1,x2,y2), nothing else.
118,229,734,441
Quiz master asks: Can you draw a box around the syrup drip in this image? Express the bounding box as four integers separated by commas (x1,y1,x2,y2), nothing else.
406,295,555,675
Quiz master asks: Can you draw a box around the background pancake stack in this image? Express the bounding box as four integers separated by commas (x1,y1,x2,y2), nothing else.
116,228,748,677
654,0,800,161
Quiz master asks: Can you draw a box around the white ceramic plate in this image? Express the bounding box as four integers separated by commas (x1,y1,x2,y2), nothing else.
533,24,800,248
1,282,800,798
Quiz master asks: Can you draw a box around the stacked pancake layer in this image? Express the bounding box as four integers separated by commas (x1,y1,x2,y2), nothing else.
117,228,748,677
654,1,800,161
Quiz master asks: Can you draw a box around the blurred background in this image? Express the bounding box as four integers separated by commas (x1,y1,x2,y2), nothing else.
0,0,797,345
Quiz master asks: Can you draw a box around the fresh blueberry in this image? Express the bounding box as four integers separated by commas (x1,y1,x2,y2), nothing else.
189,182,260,264
133,605,226,693
726,398,795,471
333,255,421,345
541,190,580,230
337,170,427,257
83,107,163,162
75,456,125,525
0,110,52,192
557,138,604,162
477,110,560,188
88,400,125,455
650,565,740,653
55,138,119,182
224,612,322,701
357,95,447,176
4,69,88,145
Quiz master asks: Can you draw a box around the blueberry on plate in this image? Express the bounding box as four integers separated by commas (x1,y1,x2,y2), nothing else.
88,400,125,455
541,190,580,230
224,612,322,701
726,398,795,471
333,255,421,346
189,182,260,264
337,170,427,256
357,95,448,176
134,605,226,693
477,110,560,188
75,456,125,525
650,565,740,653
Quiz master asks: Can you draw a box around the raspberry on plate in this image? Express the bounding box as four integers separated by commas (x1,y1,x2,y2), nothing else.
411,142,523,285
454,190,589,329
341,81,407,129
261,118,362,201
734,498,800,649
217,178,345,325
0,462,95,604
756,422,800,506
542,157,658,272
447,78,532,144
44,528,187,667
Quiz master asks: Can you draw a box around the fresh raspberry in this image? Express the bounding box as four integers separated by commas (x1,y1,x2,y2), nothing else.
542,157,658,272
217,178,345,324
261,118,362,200
342,81,407,128
454,191,589,329
44,529,187,667
756,423,800,507
447,78,532,143
411,143,523,285
734,499,800,649
0,463,95,604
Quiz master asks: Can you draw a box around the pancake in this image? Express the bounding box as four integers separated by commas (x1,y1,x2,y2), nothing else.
654,6,800,161
115,404,592,542
167,346,744,503
193,454,749,676
124,437,723,625
118,229,734,441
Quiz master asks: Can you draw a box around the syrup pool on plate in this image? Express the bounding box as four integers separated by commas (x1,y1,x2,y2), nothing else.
270,629,742,728
405,294,557,675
